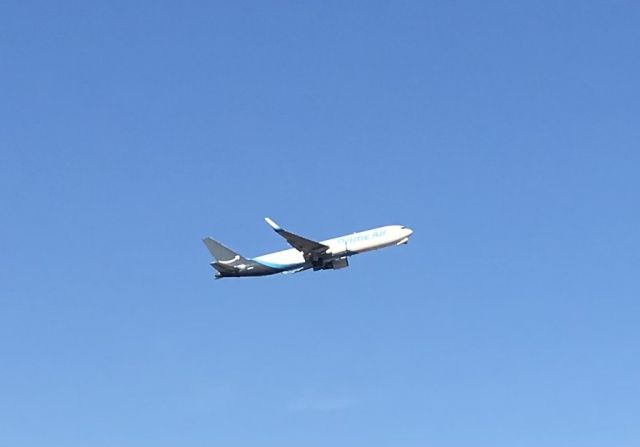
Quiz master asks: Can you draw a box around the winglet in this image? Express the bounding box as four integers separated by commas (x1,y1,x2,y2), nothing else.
264,217,282,232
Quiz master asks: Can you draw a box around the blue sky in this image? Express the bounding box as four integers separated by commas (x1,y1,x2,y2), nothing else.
1,1,639,445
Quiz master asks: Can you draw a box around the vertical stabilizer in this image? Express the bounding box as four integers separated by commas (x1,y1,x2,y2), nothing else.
202,237,243,264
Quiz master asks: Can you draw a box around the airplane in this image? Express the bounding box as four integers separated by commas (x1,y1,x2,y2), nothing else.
202,217,413,279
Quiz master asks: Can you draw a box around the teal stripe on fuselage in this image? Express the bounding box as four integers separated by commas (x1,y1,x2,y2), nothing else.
252,259,306,270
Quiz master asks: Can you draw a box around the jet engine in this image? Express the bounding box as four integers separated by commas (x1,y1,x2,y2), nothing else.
313,257,349,270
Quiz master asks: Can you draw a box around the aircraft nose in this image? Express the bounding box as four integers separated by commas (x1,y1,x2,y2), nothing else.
402,226,413,237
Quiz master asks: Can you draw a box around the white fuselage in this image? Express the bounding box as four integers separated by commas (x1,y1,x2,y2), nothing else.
252,225,413,270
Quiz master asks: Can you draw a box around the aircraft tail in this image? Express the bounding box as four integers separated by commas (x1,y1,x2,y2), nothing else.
202,237,244,263
202,237,257,278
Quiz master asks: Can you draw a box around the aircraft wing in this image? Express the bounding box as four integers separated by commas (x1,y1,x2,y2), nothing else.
264,217,329,256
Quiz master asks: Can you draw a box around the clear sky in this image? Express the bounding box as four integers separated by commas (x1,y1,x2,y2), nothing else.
1,1,639,446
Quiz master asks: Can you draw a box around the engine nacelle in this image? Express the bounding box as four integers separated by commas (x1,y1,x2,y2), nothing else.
325,257,349,270
312,256,349,271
